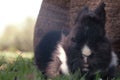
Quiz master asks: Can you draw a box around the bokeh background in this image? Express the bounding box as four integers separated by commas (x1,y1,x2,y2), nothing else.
0,1,43,80
0,0,43,52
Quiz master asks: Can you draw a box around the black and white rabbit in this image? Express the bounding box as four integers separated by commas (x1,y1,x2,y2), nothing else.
34,2,118,80
63,2,118,80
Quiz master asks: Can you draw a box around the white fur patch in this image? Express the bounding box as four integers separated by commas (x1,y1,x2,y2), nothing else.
57,45,69,75
83,56,88,63
99,78,102,80
82,45,91,56
109,51,118,68
82,68,89,72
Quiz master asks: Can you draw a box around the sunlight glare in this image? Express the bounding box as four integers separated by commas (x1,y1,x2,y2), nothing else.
0,0,43,36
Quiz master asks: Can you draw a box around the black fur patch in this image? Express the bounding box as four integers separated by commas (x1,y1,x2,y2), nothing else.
35,31,61,72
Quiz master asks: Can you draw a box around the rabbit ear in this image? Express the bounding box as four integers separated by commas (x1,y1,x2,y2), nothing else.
74,6,89,24
94,2,106,21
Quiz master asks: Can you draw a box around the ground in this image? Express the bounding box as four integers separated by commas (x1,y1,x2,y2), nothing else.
0,51,120,80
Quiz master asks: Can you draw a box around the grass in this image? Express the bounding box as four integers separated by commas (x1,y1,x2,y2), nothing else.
0,51,120,80
0,51,42,80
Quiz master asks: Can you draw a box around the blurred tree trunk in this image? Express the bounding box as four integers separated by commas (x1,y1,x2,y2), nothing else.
34,0,70,47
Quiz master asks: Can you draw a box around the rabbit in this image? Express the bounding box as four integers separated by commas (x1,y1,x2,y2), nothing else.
62,2,118,80
34,2,118,80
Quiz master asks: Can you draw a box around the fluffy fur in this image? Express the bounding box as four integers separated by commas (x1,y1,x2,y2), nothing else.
62,2,118,80
35,31,61,78
34,2,118,80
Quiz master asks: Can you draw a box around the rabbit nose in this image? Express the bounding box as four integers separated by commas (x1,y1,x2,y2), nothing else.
82,56,89,71
83,56,89,66
83,56,88,63
83,63,89,67
82,68,89,72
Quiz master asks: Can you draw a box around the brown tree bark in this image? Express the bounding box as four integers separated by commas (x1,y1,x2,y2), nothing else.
34,0,70,47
